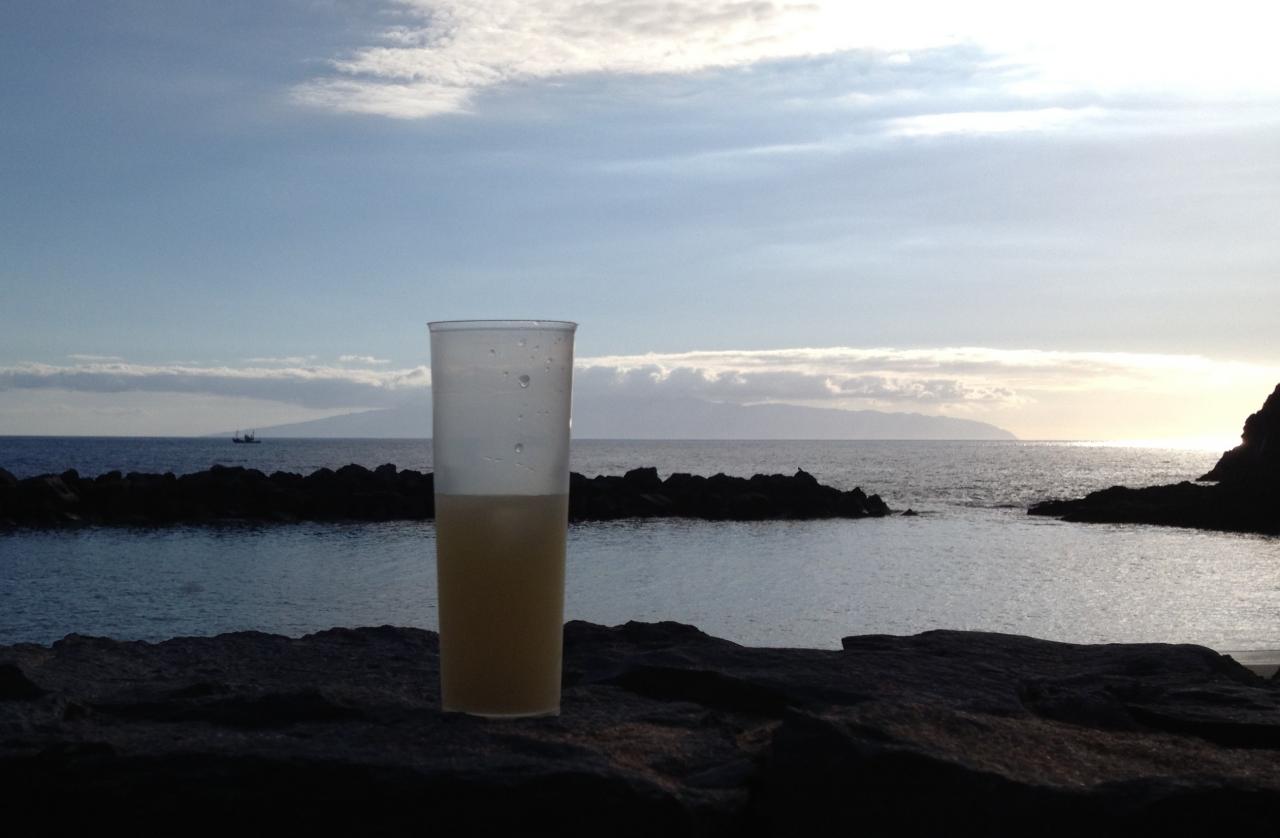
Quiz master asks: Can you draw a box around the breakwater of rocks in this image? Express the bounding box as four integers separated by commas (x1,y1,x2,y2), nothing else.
0,464,891,526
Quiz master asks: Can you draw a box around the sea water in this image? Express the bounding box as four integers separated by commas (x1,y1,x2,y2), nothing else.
1,438,1277,652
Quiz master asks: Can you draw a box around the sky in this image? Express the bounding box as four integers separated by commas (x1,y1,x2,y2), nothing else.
2,0,1278,442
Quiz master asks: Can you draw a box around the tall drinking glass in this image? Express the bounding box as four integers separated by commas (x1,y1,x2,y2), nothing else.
429,320,576,717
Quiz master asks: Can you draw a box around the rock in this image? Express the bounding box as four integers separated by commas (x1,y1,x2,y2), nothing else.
1201,383,1280,486
622,467,663,491
9,475,81,523
0,465,889,526
0,622,1276,835
0,469,16,526
1030,384,1280,535
0,663,44,700
793,468,819,487
1030,481,1280,534
1029,479,1280,535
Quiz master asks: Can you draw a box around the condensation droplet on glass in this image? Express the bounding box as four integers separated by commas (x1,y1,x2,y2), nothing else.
488,348,496,355
517,413,523,421
514,443,524,454
502,370,509,377
518,338,526,348
518,374,530,388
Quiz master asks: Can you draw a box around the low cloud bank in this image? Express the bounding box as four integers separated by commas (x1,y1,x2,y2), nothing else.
4,348,1275,436
0,361,428,410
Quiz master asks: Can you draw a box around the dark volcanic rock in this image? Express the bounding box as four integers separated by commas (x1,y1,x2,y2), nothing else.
0,663,45,700
1201,382,1280,486
1029,481,1280,535
569,467,889,522
0,623,1276,836
1030,384,1280,535
0,465,889,527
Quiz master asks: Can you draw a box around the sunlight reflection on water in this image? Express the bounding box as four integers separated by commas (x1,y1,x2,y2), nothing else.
3,509,1277,652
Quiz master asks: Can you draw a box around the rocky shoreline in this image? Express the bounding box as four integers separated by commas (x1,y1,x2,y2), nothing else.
1027,480,1279,535
0,464,890,527
1,621,1276,835
1030,383,1280,535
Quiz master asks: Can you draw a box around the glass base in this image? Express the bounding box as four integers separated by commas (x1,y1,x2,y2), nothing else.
443,706,561,719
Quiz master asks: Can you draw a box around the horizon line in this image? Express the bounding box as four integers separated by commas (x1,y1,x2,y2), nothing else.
0,434,1241,452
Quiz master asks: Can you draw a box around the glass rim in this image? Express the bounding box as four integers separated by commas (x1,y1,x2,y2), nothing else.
428,319,577,332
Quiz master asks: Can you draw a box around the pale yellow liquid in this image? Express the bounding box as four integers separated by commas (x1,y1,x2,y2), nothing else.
434,493,568,717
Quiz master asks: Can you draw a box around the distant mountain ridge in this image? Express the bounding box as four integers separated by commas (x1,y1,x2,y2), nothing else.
249,397,1015,440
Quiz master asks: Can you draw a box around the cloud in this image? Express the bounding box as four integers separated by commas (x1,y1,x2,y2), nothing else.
338,354,391,365
573,363,1016,407
293,1,1280,119
243,356,316,365
295,1,849,118
0,361,429,410
834,376,1016,403
884,107,1103,137
0,390,360,438
575,347,1280,412
573,347,1280,440
67,354,125,362
3,348,1276,441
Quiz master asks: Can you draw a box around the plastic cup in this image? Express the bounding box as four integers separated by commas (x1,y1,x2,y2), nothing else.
429,320,577,717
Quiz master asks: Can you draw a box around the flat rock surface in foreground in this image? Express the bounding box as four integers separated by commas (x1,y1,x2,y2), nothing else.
1,623,1278,836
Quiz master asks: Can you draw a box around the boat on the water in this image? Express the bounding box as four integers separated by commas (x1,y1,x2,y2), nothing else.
232,430,261,444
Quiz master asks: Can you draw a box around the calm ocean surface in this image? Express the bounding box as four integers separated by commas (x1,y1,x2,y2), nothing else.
2,437,1277,652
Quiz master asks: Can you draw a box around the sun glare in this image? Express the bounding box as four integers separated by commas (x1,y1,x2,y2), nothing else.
1077,436,1241,452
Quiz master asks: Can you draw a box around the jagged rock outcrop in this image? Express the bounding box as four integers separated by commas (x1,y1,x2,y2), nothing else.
0,622,1276,835
569,467,889,521
1030,384,1280,534
0,465,888,526
1201,383,1280,485
1027,480,1280,535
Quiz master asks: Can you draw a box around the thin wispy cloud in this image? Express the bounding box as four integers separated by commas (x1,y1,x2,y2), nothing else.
293,1,1280,120
67,354,125,362
0,361,429,409
243,356,316,365
884,107,1103,138
338,355,391,365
